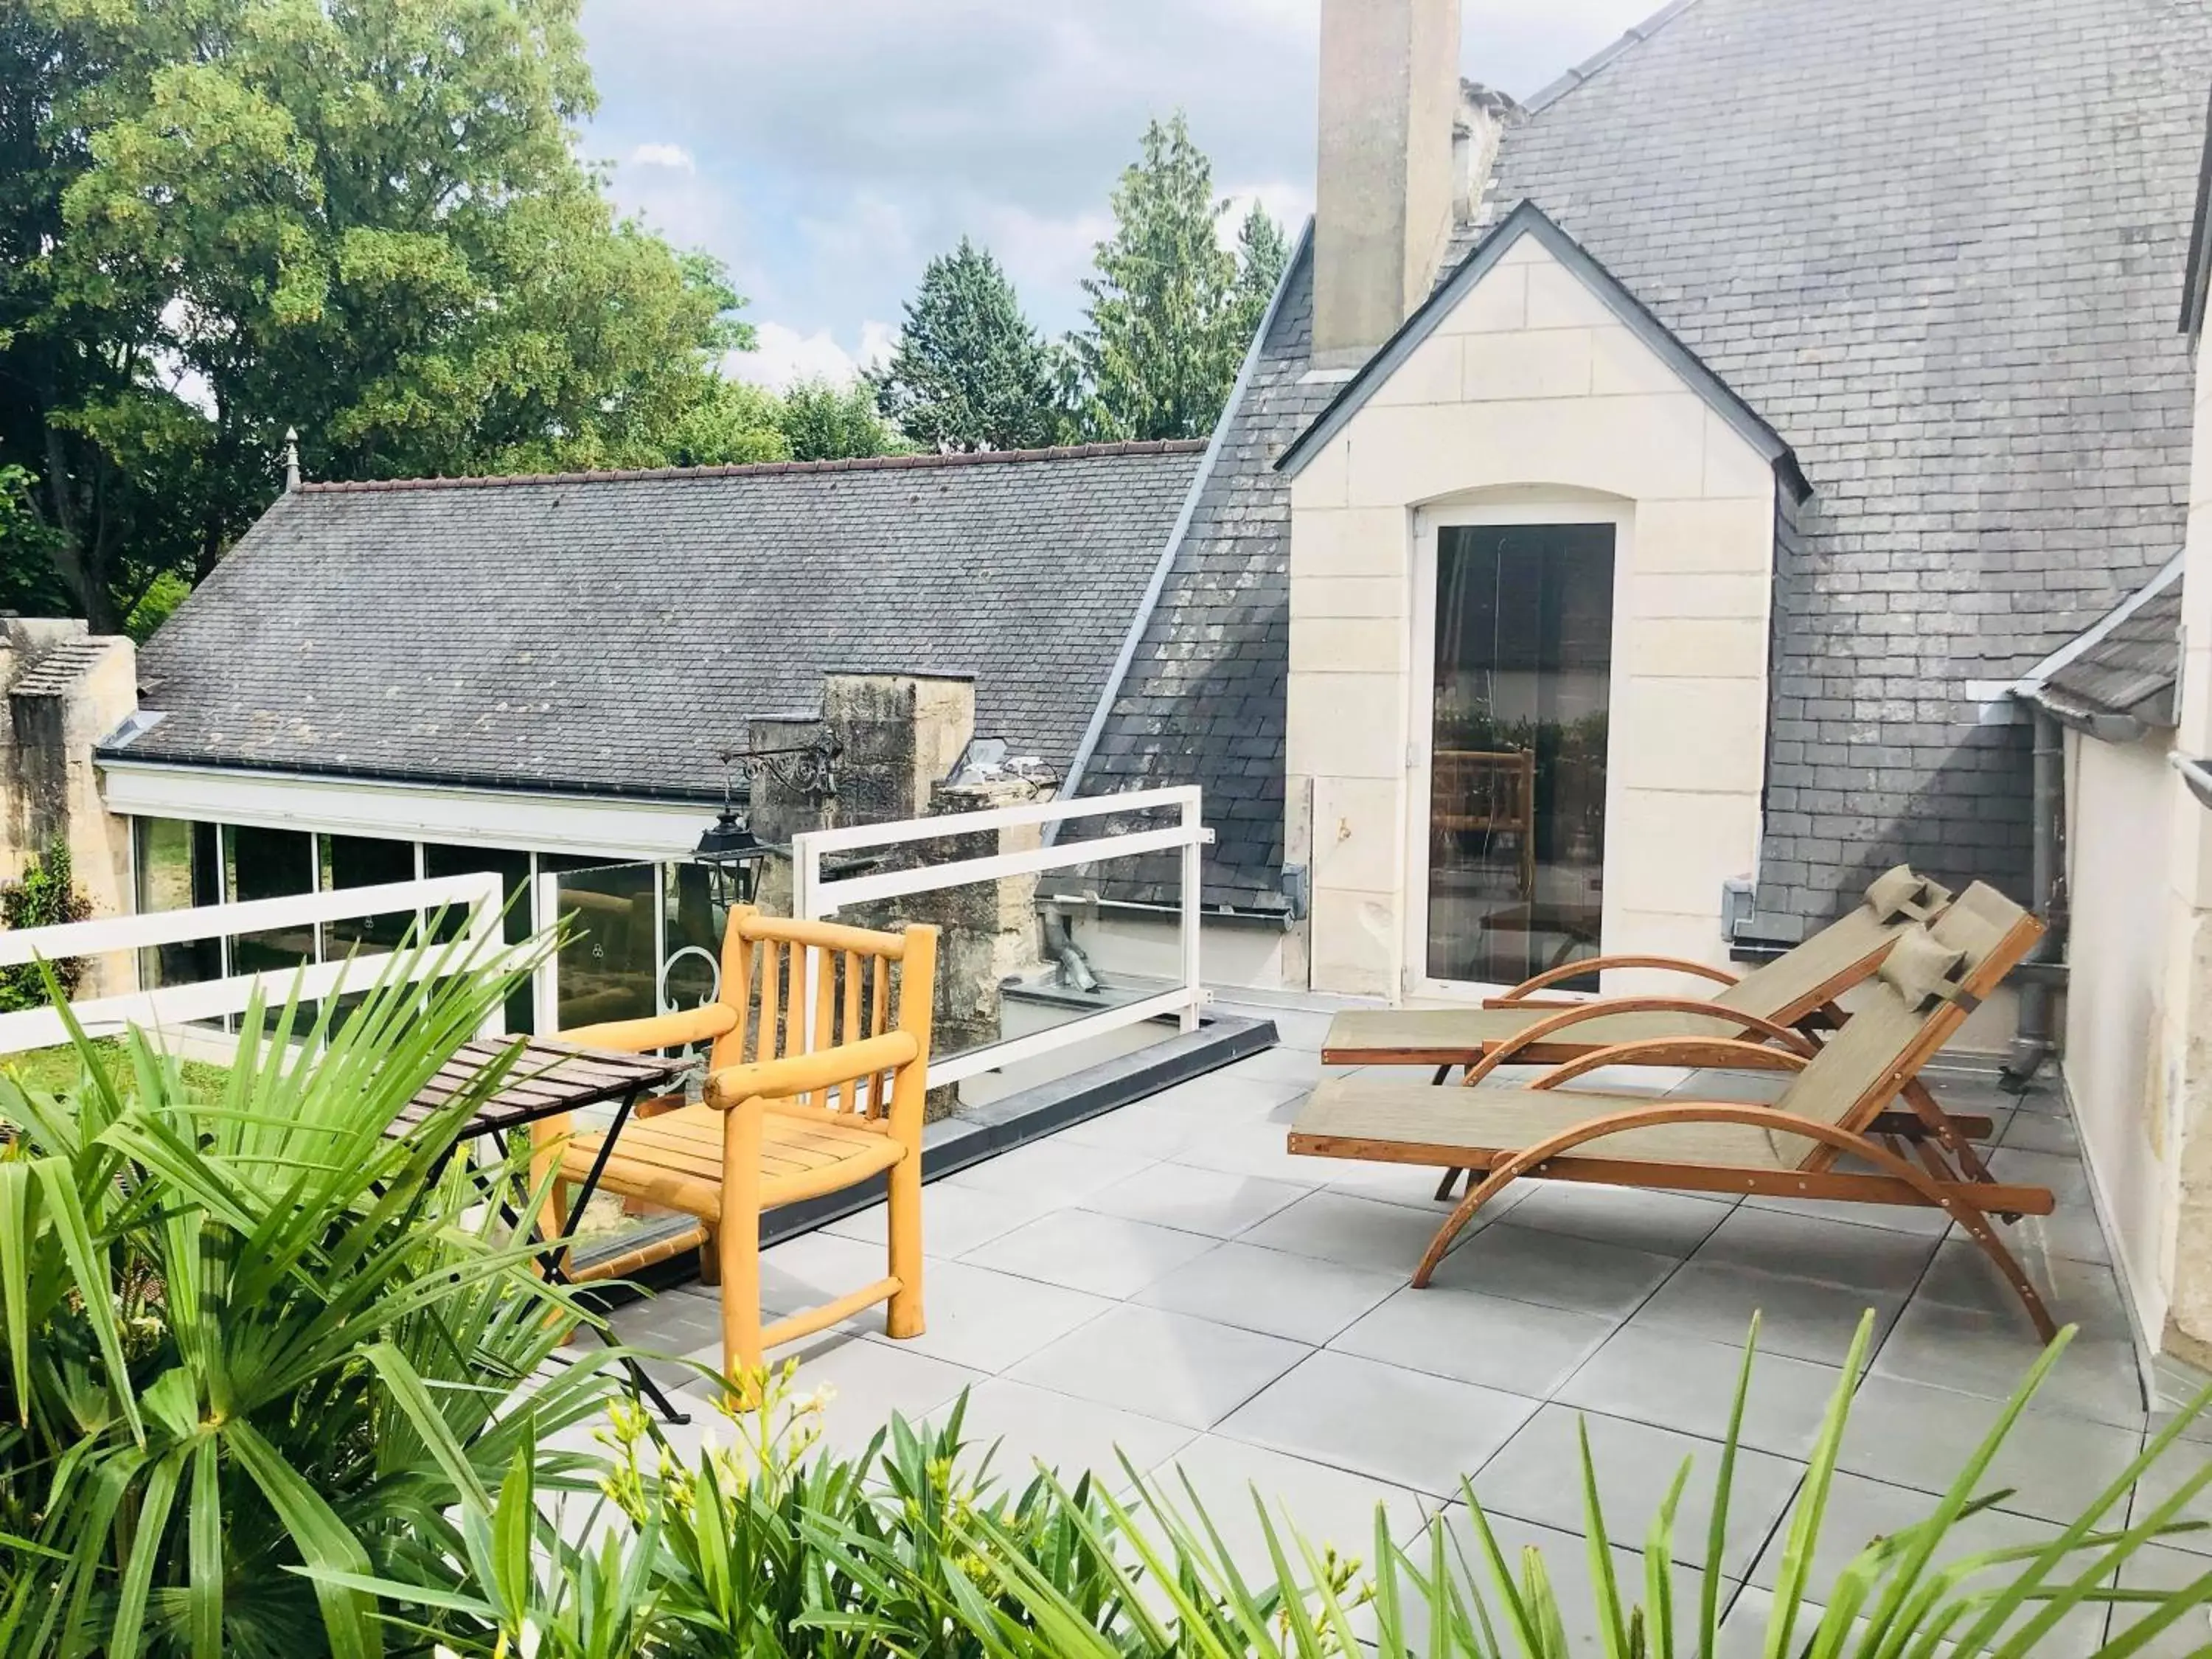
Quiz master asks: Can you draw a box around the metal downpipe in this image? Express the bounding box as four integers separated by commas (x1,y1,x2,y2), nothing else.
2002,706,2067,1091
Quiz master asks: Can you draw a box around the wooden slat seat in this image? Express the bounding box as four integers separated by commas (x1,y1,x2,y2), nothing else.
565,1104,904,1215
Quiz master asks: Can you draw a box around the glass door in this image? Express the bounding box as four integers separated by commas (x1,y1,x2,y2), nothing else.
1424,521,1614,990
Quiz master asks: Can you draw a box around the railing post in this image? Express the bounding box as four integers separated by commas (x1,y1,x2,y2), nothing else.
532,869,561,1037
1180,789,1203,1033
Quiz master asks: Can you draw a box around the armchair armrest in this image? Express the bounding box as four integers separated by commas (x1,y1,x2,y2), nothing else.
704,1032,922,1110
563,1002,738,1055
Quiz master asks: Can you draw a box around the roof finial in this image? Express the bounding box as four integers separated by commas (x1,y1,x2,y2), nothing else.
282,426,301,493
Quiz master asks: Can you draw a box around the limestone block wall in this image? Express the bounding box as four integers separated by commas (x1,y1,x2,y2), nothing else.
1287,232,1779,997
2159,324,2212,1369
0,621,136,995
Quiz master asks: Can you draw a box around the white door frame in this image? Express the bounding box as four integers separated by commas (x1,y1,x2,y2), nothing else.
1405,497,1634,1000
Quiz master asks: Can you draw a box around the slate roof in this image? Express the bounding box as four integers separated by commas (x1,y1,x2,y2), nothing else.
1071,230,1332,911
1455,0,2211,919
2017,556,2183,731
114,444,1204,799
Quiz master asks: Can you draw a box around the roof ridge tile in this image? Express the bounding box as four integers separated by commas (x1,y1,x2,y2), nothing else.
297,439,1209,495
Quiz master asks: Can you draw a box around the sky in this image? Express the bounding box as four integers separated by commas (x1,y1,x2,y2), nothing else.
576,1,1662,391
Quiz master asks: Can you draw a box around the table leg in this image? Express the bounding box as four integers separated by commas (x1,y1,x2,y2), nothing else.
527,1084,693,1426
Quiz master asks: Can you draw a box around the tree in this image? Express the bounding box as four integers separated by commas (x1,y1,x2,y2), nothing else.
778,378,906,462
1068,114,1281,442
1230,200,1290,349
1,0,746,631
873,239,1064,451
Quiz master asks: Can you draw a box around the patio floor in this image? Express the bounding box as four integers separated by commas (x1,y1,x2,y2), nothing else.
592,1001,2211,1655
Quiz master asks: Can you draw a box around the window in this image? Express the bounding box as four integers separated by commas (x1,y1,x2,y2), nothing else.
540,857,661,1032
133,818,221,987
320,834,417,956
223,824,317,978
1427,522,1615,989
422,843,535,1035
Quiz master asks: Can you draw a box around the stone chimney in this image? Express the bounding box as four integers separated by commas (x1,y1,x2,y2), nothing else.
1453,80,1519,226
1312,0,1464,367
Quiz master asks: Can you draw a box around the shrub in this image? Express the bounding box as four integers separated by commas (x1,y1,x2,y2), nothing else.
365,1315,2212,1658
0,842,93,1012
0,936,625,1658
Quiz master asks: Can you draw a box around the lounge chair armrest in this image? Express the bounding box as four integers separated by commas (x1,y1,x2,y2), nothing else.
1464,997,1819,1085
563,1003,739,1055
705,1032,922,1110
1496,954,1739,1003
1530,1038,1810,1091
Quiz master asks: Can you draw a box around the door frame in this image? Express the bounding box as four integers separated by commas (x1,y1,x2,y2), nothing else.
1405,496,1634,1001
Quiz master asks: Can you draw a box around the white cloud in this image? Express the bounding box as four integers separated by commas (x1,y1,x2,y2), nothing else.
628,142,696,172
726,321,897,392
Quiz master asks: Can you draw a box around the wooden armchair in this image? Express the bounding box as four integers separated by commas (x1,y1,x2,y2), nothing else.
541,905,939,1381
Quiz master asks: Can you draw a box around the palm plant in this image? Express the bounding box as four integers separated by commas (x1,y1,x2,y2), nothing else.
944,1313,2212,1657
0,929,626,1659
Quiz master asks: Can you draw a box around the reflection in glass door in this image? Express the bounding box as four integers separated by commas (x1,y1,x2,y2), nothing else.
1427,523,1613,989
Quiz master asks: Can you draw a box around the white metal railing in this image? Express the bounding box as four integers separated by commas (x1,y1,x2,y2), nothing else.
792,785,1211,1089
0,873,507,1055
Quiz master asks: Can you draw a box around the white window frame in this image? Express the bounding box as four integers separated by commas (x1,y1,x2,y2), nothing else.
1405,497,1634,1001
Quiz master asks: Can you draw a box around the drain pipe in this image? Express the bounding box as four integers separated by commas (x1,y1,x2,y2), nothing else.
2002,706,2067,1091
1040,902,1101,995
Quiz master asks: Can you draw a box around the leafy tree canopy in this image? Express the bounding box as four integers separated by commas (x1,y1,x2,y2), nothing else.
1,0,748,630
1068,113,1285,442
873,239,1065,451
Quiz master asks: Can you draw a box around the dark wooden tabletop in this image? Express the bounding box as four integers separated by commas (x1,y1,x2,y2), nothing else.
388,1036,689,1141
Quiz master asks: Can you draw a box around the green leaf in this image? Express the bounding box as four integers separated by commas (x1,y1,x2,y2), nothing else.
226,1418,380,1659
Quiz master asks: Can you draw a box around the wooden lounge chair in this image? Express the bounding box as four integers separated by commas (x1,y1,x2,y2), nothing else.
1320,864,1954,1073
540,906,938,1382
1288,882,2060,1338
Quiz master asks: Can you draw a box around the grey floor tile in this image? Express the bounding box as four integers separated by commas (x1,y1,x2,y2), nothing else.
961,1207,1216,1298
1217,1349,1539,1498
1427,1217,1679,1319
1558,1327,1851,1460
1048,1103,1205,1159
757,1229,900,1317
740,1329,984,1460
1999,1108,2080,1157
1174,1118,1347,1186
1871,1295,2144,1430
1628,1258,1901,1368
2129,1433,2212,1557
1421,1507,1733,1655
1217,1045,1326,1086
1331,1283,1617,1397
1495,1180,1733,1259
942,1136,1159,1205
1911,1234,2133,1340
1691,1206,1943,1297
1316,1153,1495,1211
935,1377,1196,1495
1712,1586,1904,1659
1472,1402,1805,1578
1082,1161,1312,1238
1837,1373,2146,1523
1144,1433,1435,1585
1740,1192,1956,1239
856,1258,1113,1374
2109,1542,2212,1655
1008,1304,1310,1429
1746,1470,2109,1652
1987,1146,2112,1266
824,1179,1055,1259
1135,1239,1402,1344
1138,1071,1312,1119
1238,1187,1464,1274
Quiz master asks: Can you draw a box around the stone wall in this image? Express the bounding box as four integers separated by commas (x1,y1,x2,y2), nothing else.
744,672,1048,1119
0,621,136,993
